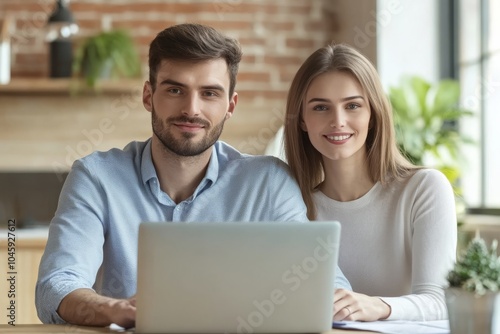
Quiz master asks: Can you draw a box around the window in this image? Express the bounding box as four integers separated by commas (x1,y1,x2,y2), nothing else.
458,0,500,208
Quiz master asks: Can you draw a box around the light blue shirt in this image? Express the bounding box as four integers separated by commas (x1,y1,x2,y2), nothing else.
36,139,351,323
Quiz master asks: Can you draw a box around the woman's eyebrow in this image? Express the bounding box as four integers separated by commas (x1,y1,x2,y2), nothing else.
307,95,364,104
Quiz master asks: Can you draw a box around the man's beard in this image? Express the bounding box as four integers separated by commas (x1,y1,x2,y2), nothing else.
151,105,226,157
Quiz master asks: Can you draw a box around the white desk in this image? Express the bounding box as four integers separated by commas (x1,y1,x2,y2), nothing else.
0,324,370,333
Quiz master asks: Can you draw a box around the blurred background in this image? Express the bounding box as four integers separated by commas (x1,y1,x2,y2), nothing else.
0,0,498,227
0,0,499,324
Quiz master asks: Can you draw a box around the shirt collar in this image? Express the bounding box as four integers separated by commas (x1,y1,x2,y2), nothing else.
140,138,220,198
204,145,219,185
141,139,157,185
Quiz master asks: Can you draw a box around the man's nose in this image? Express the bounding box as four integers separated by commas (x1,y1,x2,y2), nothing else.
182,94,200,116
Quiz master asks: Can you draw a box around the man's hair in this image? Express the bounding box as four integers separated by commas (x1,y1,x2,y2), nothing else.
284,43,419,219
148,23,242,97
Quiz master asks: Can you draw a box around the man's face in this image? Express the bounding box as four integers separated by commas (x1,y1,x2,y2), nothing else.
143,59,237,157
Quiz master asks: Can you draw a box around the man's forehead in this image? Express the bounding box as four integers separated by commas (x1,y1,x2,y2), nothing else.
156,58,230,86
157,58,228,73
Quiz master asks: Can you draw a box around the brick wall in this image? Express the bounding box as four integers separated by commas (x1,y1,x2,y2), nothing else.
1,0,367,157
2,0,336,95
0,0,377,161
0,0,377,232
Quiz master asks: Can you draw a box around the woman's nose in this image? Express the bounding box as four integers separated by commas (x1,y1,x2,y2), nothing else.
329,110,345,128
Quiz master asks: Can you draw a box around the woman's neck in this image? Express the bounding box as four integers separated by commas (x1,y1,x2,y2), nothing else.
320,156,375,202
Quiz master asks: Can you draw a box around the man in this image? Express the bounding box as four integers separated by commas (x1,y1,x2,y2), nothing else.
36,23,351,328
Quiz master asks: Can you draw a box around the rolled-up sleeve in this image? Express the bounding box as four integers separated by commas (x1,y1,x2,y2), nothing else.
35,159,107,324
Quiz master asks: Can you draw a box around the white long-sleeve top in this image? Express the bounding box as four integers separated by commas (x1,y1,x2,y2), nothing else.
314,169,457,321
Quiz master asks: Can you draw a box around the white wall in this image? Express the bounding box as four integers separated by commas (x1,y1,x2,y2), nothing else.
377,0,440,89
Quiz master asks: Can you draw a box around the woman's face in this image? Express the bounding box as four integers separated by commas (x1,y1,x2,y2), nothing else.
301,71,371,163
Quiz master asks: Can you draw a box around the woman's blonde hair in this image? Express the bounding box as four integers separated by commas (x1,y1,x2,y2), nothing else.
284,44,418,219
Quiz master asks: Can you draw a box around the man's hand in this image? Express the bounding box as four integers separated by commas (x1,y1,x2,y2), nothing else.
101,294,136,328
333,288,391,322
58,289,136,328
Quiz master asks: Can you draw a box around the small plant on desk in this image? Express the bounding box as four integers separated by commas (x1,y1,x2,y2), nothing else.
447,237,500,294
445,236,500,334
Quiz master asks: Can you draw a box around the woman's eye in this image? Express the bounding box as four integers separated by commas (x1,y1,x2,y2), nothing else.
313,105,328,111
346,103,360,110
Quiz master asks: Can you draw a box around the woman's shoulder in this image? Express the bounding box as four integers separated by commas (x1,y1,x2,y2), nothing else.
382,168,453,199
401,168,454,198
408,168,450,185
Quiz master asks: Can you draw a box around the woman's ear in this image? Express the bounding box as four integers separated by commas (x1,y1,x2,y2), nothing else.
300,115,308,132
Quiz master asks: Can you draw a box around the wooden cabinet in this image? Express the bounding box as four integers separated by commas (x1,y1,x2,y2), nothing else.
0,228,48,324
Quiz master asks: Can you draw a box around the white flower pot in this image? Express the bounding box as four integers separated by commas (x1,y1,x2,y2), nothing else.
445,288,500,334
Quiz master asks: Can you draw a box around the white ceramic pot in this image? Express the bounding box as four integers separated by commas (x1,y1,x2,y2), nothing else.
445,288,500,334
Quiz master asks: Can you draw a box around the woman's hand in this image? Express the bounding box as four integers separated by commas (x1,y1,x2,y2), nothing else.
333,288,391,322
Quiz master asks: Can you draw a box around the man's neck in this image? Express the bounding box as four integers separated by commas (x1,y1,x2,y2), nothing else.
151,137,213,204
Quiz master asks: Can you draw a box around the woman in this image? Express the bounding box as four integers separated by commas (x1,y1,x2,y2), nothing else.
283,44,457,321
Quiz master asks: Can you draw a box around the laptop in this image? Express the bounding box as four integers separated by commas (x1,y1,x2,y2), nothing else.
135,221,341,334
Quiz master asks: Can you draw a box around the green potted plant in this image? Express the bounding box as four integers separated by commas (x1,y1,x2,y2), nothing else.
389,75,473,186
389,76,474,222
445,237,500,334
72,29,141,88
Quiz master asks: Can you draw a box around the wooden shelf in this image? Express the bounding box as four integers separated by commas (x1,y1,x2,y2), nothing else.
0,77,145,95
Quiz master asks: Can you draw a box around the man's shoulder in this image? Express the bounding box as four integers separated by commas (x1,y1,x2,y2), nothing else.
216,141,290,173
77,140,149,169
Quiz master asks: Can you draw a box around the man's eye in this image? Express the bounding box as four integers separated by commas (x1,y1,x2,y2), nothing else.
168,88,182,94
204,91,218,97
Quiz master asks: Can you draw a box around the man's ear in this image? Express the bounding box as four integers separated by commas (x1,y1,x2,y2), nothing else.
143,81,153,112
225,92,238,120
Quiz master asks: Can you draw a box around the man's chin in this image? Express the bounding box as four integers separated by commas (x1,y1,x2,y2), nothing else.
163,139,213,157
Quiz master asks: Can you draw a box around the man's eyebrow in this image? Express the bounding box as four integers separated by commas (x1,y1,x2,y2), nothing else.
306,96,365,104
157,80,225,93
200,84,225,92
158,79,186,87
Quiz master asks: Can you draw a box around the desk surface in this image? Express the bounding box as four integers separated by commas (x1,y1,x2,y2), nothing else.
0,324,371,333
